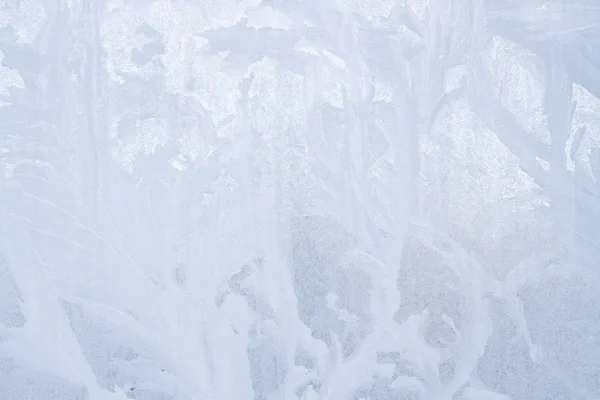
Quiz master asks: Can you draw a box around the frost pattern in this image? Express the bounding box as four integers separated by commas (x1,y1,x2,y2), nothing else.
1,0,600,399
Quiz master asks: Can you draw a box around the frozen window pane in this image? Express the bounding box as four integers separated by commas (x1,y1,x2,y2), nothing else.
0,0,599,399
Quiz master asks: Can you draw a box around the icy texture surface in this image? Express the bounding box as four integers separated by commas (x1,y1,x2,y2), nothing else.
1,1,600,399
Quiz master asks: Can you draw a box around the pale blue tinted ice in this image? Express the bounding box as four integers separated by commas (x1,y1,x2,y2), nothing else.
0,1,599,399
